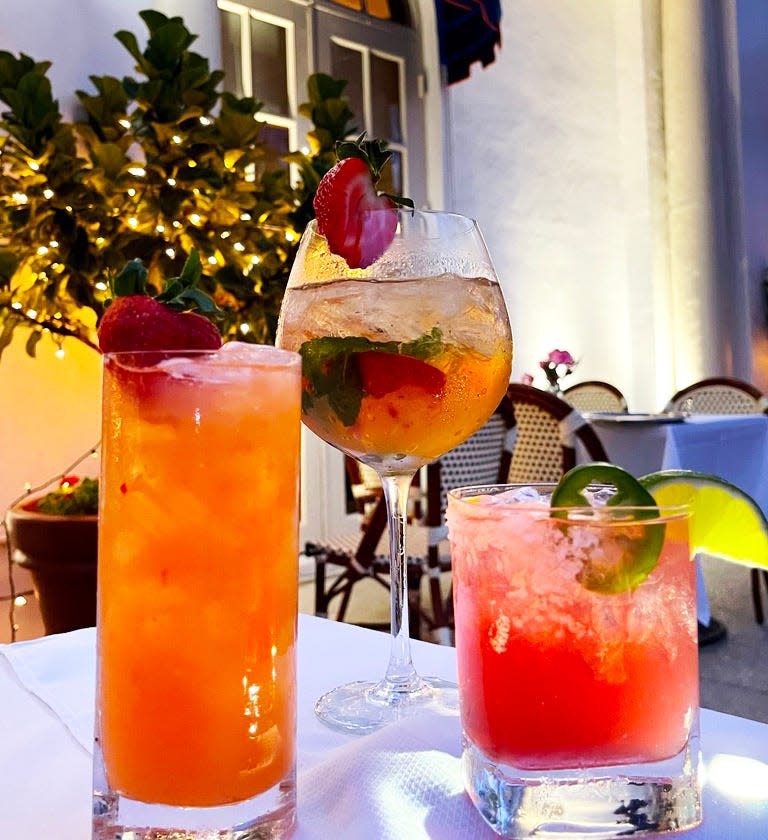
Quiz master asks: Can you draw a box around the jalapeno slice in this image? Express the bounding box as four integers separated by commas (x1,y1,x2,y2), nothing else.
550,462,665,593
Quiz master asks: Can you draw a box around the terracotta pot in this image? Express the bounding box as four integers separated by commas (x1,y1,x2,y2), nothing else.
5,501,98,635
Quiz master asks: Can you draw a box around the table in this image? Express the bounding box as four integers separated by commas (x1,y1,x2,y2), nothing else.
583,413,768,514
581,413,768,624
1,614,767,838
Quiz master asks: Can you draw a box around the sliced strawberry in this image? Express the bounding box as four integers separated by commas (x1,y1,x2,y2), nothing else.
313,157,396,269
97,251,222,353
358,351,446,399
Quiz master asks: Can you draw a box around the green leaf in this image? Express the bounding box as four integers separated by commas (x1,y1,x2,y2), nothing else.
299,329,444,426
112,259,148,296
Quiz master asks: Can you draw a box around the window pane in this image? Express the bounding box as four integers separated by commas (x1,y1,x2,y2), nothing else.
258,124,290,170
219,9,244,97
371,54,401,142
250,17,290,117
330,43,364,133
365,0,391,20
378,150,402,195
330,0,363,10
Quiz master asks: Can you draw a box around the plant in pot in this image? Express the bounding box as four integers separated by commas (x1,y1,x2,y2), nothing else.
0,10,361,638
5,475,99,635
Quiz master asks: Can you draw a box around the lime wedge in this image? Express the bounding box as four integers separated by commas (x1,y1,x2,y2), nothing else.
639,469,768,569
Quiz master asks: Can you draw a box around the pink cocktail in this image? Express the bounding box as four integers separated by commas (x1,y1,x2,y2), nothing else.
447,485,701,838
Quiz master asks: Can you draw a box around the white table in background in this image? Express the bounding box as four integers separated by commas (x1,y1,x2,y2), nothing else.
583,413,768,514
1,614,767,839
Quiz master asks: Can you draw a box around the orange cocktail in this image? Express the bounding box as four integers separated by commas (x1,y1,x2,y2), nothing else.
97,344,301,811
278,274,512,470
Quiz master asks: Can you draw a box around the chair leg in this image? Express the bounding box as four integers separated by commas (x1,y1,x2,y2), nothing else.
314,556,328,619
752,568,768,625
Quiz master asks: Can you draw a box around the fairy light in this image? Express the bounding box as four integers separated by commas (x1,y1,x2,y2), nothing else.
118,118,131,129
199,116,212,126
188,160,197,168
65,205,73,213
95,281,108,291
233,242,245,252
155,224,165,234
49,240,59,248
26,309,38,319
165,247,176,259
167,177,177,187
36,246,48,256
13,595,27,607
221,231,231,239
12,192,28,204
127,188,136,197
28,160,39,171
240,323,250,334
240,213,252,221
189,213,202,225
96,237,105,247
128,217,138,228
172,135,182,144
172,220,182,229
43,188,54,199
11,302,22,310
55,347,66,359
285,230,297,243
127,166,145,177
207,256,218,265
250,255,261,266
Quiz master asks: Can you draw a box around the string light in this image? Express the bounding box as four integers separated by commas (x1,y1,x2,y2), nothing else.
11,302,22,310
207,256,218,265
127,188,136,197
189,213,202,225
43,188,54,199
27,160,39,171
233,242,245,252
36,246,48,255
49,240,59,248
167,178,177,186
155,224,165,233
12,192,28,204
172,135,182,144
128,217,138,228
95,281,108,291
127,166,146,177
165,247,176,259
118,118,131,129
240,323,250,334
26,309,38,319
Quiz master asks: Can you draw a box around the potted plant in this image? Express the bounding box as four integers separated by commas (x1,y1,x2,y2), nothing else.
5,476,98,634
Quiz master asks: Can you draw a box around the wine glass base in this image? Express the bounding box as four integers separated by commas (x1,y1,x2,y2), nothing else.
315,676,459,735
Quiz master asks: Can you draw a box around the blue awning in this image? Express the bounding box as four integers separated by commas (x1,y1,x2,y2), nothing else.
435,0,502,85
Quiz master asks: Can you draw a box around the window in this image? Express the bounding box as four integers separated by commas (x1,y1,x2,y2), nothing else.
218,0,426,204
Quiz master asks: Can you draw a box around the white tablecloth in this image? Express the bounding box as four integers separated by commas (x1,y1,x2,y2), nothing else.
1,614,767,838
585,414,768,514
582,413,768,624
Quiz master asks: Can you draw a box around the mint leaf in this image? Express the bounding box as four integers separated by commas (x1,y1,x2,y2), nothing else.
299,329,443,426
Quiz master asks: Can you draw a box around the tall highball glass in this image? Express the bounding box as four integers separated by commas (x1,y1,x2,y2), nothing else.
93,344,302,839
277,209,513,733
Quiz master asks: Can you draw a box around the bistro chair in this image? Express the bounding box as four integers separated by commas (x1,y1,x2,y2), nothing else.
503,383,609,482
562,380,629,414
664,376,768,415
664,376,768,624
305,395,515,643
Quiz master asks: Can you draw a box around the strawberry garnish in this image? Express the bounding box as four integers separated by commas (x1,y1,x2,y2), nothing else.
312,136,412,270
98,251,222,353
358,351,446,399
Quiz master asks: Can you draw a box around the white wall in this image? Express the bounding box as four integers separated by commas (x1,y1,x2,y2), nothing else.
443,1,666,412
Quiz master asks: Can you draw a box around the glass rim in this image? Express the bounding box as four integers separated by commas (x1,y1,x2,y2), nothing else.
102,345,301,365
447,483,691,521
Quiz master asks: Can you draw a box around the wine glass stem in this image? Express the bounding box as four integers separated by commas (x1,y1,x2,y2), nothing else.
379,471,423,692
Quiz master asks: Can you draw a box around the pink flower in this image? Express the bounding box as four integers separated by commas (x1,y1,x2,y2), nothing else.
548,349,575,366
521,373,534,385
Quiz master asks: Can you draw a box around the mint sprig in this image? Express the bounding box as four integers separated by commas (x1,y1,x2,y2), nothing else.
300,328,443,426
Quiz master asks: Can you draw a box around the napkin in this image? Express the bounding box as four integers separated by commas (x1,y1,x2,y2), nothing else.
295,710,495,840
0,626,96,752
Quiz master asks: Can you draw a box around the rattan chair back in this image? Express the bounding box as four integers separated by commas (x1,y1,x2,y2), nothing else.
664,377,768,415
562,380,629,414
504,384,609,483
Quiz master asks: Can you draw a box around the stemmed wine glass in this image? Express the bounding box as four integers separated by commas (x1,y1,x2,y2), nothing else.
276,208,513,733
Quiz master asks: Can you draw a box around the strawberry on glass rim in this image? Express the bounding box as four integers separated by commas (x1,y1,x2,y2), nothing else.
312,134,413,269
97,250,222,353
